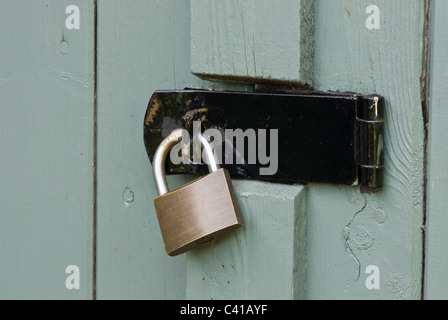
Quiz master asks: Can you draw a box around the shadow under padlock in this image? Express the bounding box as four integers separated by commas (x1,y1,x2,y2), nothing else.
152,129,243,256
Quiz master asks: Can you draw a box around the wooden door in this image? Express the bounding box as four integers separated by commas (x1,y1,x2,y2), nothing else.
1,0,447,300
186,0,426,300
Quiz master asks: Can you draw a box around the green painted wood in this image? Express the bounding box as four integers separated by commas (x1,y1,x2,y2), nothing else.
190,0,314,85
0,0,428,301
0,0,95,299
186,181,307,300
189,0,426,300
424,0,448,300
306,0,425,299
95,0,209,299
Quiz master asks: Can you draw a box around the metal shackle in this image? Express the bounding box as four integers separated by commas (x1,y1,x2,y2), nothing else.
153,129,220,196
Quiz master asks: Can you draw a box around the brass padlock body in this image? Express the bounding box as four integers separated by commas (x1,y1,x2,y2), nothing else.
154,168,243,256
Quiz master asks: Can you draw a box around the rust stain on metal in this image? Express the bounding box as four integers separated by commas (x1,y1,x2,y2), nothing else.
182,108,211,129
145,97,162,126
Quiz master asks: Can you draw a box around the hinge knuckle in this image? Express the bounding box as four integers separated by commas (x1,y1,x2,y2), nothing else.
357,95,385,192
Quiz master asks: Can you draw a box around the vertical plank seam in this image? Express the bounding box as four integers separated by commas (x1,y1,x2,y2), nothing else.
420,0,431,301
92,0,98,301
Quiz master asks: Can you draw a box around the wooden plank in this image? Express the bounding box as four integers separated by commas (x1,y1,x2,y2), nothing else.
305,0,425,299
186,181,307,300
424,0,448,300
189,0,426,300
0,0,95,299
190,0,314,85
95,0,208,299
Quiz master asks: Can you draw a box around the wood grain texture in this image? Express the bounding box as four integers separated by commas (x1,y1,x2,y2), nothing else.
95,0,209,299
0,0,95,299
190,0,314,85
424,0,448,300
0,0,428,300
186,181,307,300
306,0,425,299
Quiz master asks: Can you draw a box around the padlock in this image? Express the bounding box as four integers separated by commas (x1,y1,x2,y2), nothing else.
152,129,243,256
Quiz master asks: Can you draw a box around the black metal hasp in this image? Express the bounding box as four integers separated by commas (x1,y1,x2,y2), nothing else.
144,89,385,192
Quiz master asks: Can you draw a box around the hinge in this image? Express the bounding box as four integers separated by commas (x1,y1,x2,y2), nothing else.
355,95,385,192
144,90,385,192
